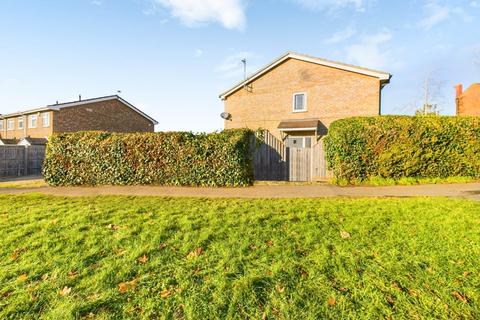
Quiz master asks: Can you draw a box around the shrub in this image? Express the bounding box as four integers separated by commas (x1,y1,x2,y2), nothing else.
324,116,480,182
43,129,255,187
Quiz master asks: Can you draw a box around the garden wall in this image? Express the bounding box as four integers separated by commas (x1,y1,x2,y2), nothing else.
43,130,254,187
324,116,480,182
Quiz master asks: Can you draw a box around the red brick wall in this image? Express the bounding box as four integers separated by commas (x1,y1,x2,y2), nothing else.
223,58,383,139
457,84,480,116
53,99,155,133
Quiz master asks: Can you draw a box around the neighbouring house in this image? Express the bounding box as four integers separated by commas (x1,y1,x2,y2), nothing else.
456,84,480,116
219,52,392,147
0,95,158,140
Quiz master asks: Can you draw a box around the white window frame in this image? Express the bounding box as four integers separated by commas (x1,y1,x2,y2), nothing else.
0,120,3,131
7,119,15,131
18,117,24,130
285,136,313,148
292,92,307,113
29,115,38,128
42,112,50,127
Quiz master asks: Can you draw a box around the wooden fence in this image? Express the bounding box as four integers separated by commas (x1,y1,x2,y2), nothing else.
0,145,45,177
253,131,333,182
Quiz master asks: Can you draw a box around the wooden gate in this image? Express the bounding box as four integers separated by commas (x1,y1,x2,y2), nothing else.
0,145,46,177
253,131,332,182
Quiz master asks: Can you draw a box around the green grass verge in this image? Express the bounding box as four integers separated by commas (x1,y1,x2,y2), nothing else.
333,176,478,186
0,195,479,319
0,179,47,189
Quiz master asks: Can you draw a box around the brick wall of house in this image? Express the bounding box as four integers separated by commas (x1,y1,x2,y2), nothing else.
0,111,53,140
457,84,480,116
223,58,382,139
53,99,155,133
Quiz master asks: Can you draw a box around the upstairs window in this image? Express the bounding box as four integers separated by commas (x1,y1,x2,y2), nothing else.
18,117,24,129
7,119,14,131
293,93,307,112
29,115,38,128
42,112,50,127
0,120,4,130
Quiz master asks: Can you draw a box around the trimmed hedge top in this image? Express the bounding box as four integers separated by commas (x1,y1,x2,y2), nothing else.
324,116,480,182
43,129,254,187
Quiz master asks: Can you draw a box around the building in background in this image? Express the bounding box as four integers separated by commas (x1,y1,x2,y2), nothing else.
0,95,158,142
219,52,391,148
456,84,480,116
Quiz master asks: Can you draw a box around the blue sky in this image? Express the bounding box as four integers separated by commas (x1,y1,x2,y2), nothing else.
1,0,479,132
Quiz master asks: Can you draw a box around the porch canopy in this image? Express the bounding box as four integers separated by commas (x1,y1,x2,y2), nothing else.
278,118,320,139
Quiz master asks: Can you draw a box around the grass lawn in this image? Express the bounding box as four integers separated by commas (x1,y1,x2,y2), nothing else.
0,179,46,189
0,195,479,319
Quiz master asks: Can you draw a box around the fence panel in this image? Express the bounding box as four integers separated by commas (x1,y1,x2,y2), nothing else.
0,145,45,178
253,131,333,182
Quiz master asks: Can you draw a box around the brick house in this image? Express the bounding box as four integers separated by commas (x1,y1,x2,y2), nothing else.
456,84,480,116
220,52,391,148
0,95,158,142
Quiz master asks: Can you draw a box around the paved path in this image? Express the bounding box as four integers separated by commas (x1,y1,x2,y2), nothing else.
1,183,480,200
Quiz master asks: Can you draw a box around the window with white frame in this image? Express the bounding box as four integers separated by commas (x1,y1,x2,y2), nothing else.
42,112,50,127
18,117,24,129
293,93,307,112
7,119,14,131
0,120,4,131
29,115,38,128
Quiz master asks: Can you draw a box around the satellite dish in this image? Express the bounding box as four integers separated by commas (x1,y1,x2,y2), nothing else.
220,112,231,120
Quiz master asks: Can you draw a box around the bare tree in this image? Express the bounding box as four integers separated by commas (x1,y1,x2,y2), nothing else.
414,70,444,116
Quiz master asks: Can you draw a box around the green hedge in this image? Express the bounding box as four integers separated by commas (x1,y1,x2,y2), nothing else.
324,116,480,182
43,129,254,187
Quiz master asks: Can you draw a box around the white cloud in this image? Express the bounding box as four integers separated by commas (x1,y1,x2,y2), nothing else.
292,0,368,12
217,52,259,78
324,26,356,44
153,0,246,30
418,2,451,30
471,1,480,8
345,29,392,70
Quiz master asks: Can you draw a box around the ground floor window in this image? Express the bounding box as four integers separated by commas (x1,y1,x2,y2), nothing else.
285,136,312,148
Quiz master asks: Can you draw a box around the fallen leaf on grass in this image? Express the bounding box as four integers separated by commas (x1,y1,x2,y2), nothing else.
11,248,27,261
128,306,145,315
452,291,469,303
159,243,168,250
386,295,395,306
107,224,121,231
340,231,351,239
249,244,258,251
408,289,418,297
137,255,149,264
59,286,72,296
187,247,204,259
68,270,78,279
118,279,138,294
41,274,49,281
276,285,285,293
17,274,28,282
160,289,172,298
265,240,274,247
463,271,471,277
327,297,336,306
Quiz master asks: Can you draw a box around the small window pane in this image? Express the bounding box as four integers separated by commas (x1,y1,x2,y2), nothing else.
7,119,14,130
0,121,3,130
294,94,306,111
42,113,50,127
29,115,37,128
18,117,24,129
304,137,312,148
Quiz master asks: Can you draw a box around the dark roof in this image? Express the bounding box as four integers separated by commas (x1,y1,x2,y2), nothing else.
0,138,18,145
278,119,320,130
21,137,48,145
